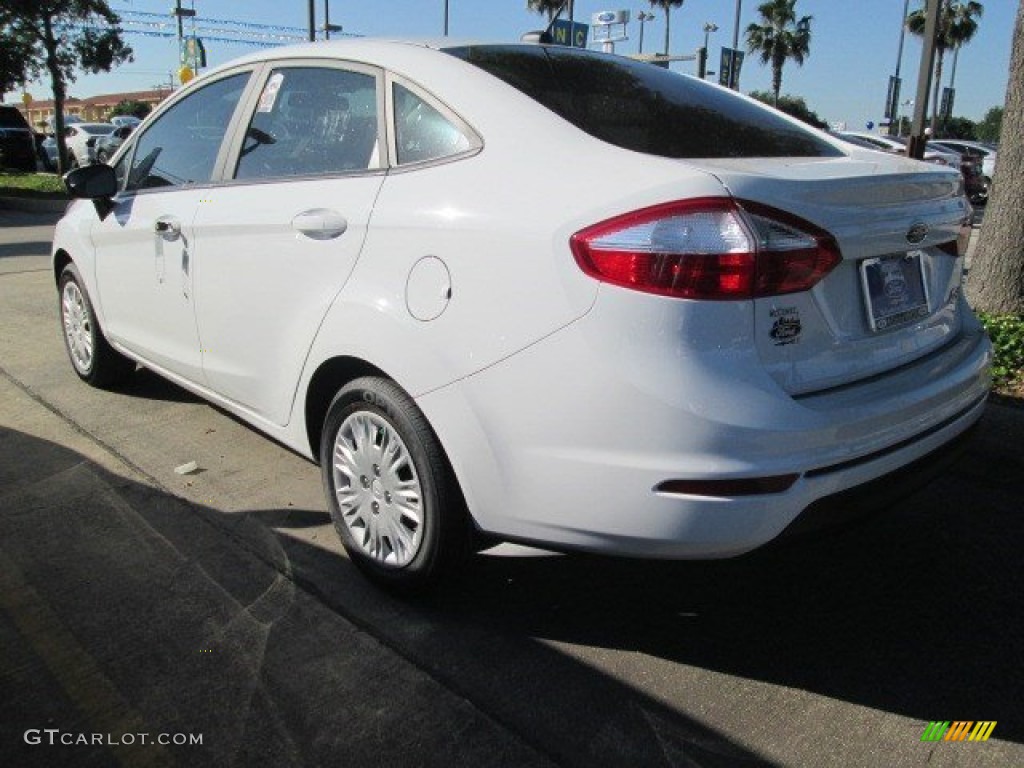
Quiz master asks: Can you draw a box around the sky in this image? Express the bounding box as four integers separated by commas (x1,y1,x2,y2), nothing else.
18,0,1016,130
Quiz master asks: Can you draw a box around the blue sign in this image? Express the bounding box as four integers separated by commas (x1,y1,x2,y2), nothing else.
550,19,589,48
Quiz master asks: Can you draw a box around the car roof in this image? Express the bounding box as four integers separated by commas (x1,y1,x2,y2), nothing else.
204,38,479,73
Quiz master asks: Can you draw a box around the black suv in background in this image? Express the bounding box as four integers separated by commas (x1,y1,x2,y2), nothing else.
0,105,38,171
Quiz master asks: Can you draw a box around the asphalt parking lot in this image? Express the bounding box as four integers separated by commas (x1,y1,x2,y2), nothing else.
1,205,1021,767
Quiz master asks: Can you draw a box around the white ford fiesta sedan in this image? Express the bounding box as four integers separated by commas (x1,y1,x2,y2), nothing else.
54,40,991,591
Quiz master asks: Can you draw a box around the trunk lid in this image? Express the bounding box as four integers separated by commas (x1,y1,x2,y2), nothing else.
703,154,971,395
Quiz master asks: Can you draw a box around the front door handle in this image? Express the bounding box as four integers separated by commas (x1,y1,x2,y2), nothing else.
155,216,181,241
291,209,348,241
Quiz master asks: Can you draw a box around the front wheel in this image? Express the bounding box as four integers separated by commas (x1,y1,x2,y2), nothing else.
59,264,135,388
320,377,469,593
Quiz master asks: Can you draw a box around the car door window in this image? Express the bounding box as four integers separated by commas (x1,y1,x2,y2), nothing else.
235,67,379,180
392,83,473,165
125,72,249,192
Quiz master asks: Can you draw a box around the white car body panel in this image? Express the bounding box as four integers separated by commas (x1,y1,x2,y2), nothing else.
92,188,206,383
51,40,991,560
194,174,386,425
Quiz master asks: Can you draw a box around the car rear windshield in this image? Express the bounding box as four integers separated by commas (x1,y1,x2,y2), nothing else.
443,45,840,159
81,125,114,135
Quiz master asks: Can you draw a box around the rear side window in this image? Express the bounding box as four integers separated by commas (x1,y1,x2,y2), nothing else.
444,45,840,159
393,83,473,165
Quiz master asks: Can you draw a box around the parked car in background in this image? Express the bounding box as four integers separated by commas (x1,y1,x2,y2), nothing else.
841,132,986,204
54,41,990,591
64,122,115,167
40,135,58,171
94,123,136,164
110,115,142,129
840,131,957,166
833,132,898,153
931,139,997,184
46,114,83,135
0,104,40,171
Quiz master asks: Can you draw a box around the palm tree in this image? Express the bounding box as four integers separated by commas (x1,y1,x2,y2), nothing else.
526,0,565,22
745,0,813,107
906,1,984,136
649,1,686,56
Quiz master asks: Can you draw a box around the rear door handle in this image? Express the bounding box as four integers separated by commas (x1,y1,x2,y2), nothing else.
291,209,348,241
155,216,181,240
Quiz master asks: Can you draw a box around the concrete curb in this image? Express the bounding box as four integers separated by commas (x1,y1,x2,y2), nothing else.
0,195,68,214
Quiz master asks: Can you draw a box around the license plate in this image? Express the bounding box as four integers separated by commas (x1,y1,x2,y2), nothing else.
860,252,930,332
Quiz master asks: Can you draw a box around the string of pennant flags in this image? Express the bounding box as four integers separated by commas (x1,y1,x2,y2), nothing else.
112,9,363,46
120,9,311,36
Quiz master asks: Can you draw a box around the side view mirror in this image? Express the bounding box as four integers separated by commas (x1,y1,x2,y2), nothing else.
64,164,117,199
63,164,117,220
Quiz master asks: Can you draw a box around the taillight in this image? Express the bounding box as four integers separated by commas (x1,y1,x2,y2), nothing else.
570,198,841,300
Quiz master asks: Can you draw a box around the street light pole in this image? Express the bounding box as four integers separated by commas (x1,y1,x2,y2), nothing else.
637,12,654,54
703,22,719,79
889,0,911,135
444,1,449,36
308,0,315,41
703,22,718,53
732,0,742,49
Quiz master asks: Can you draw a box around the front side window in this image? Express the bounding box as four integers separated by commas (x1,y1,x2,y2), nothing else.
445,45,841,159
235,67,379,180
393,83,473,165
125,72,249,191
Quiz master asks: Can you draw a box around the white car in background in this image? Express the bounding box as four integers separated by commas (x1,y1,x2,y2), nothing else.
63,122,115,166
53,40,990,591
931,139,997,184
838,130,961,166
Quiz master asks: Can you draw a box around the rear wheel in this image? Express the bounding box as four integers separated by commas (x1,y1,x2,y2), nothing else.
320,377,469,593
59,263,135,388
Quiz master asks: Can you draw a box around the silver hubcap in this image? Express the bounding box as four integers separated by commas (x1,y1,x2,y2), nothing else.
62,281,94,374
331,411,423,568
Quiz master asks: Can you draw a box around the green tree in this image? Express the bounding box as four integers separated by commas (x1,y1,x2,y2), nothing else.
109,99,151,120
906,1,983,137
648,1,686,56
0,27,34,96
526,0,564,22
745,0,812,107
748,90,827,129
976,105,1003,142
967,0,1023,314
938,115,976,139
0,1,132,174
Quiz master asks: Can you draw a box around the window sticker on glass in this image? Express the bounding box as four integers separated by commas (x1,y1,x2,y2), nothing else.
257,73,285,113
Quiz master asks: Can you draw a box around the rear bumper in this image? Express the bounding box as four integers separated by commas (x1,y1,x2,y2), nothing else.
777,418,980,540
418,293,991,559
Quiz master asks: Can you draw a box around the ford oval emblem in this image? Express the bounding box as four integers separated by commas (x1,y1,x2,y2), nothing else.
597,11,617,22
906,222,928,244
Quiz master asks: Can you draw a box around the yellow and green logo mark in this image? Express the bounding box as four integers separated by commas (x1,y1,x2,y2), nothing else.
921,721,997,742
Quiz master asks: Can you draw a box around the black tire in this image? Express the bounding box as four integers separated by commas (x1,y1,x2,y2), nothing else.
320,377,469,593
58,263,135,388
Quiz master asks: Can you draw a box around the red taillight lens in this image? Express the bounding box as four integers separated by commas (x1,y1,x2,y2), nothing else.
570,198,840,300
